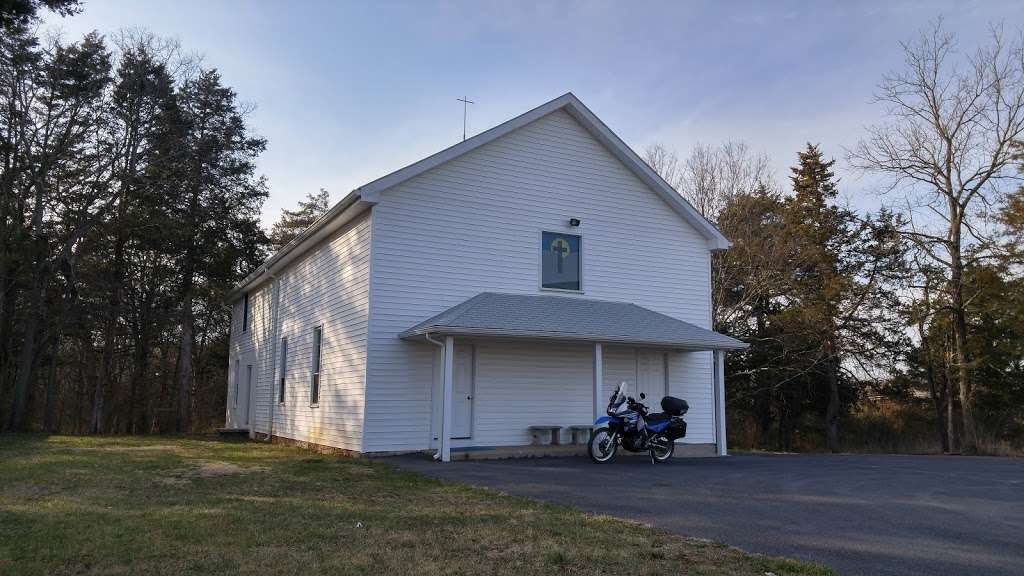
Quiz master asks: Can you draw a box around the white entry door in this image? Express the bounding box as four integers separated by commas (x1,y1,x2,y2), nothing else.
233,354,255,429
452,345,474,439
636,351,667,408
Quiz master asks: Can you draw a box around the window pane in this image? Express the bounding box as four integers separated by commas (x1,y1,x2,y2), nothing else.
279,337,287,403
311,326,322,405
312,327,322,372
242,293,250,331
541,232,581,291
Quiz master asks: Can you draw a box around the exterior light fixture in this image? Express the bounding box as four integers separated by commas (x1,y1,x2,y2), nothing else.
569,218,581,227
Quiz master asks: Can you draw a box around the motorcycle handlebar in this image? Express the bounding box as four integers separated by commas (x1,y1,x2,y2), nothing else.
627,397,649,415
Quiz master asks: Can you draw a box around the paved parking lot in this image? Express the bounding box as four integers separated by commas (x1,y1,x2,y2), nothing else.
391,452,1024,576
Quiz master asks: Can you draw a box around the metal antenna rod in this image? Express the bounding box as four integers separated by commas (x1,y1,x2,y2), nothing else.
457,96,474,141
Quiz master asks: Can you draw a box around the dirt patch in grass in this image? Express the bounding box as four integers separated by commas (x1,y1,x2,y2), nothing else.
159,460,269,483
189,460,268,477
0,434,836,576
74,444,188,454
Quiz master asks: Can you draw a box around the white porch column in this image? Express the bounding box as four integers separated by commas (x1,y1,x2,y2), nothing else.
713,350,727,456
593,342,603,423
441,335,455,462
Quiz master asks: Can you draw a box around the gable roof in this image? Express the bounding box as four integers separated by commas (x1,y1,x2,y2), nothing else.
229,93,730,300
356,92,730,249
400,292,747,350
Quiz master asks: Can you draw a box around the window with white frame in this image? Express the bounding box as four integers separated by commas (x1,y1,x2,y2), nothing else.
541,231,581,291
278,336,287,403
310,326,322,406
242,293,250,331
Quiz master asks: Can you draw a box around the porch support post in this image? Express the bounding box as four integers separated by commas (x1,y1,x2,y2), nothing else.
713,350,727,456
593,342,603,424
441,335,455,462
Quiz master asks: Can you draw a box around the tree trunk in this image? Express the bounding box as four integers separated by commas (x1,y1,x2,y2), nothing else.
8,276,42,431
92,231,127,434
943,339,959,453
0,270,16,409
176,290,194,433
7,178,49,431
825,359,841,453
919,320,949,453
127,329,151,434
88,369,105,433
44,332,61,432
949,248,977,453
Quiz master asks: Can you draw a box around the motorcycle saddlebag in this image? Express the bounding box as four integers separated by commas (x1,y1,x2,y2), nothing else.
667,418,687,440
661,396,689,416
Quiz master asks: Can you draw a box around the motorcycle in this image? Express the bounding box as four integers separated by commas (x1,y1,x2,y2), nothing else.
589,381,689,464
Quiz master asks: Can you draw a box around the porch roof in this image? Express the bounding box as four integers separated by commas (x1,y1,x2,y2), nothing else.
399,292,747,351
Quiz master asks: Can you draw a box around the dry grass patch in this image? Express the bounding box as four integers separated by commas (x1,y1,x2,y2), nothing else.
0,434,836,576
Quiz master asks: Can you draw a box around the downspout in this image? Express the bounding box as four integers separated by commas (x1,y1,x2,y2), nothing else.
424,333,445,460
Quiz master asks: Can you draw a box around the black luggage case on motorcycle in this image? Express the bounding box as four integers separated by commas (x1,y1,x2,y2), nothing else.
666,418,687,440
661,396,689,416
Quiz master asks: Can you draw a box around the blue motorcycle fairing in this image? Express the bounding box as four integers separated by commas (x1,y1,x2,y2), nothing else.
646,420,671,433
594,416,621,426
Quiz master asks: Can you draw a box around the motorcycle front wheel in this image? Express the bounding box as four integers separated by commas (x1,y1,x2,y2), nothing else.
650,436,675,463
589,427,618,464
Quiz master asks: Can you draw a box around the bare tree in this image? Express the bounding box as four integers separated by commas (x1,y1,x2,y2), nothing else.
643,142,683,190
850,20,1024,452
644,140,778,334
645,141,772,221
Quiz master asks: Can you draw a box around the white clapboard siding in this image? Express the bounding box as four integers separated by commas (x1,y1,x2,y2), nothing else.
228,212,371,451
364,109,713,452
461,341,593,447
227,282,273,433
600,347,714,444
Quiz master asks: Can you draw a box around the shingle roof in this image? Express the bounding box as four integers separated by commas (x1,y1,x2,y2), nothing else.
399,292,747,350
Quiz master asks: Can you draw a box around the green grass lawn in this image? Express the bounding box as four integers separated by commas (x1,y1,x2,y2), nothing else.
0,435,835,576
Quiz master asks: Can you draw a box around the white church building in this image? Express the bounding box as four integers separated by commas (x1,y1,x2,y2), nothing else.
224,93,746,461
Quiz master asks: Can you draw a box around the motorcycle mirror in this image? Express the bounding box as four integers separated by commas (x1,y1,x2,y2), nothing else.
639,393,646,400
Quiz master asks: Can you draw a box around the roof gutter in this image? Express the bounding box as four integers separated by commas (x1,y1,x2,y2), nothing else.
402,326,749,351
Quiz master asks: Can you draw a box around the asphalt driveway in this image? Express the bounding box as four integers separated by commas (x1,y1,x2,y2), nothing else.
390,453,1024,576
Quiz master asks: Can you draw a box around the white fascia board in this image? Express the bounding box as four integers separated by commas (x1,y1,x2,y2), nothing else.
228,92,733,303
227,191,376,302
355,94,577,197
358,92,731,250
559,98,732,251
400,325,750,351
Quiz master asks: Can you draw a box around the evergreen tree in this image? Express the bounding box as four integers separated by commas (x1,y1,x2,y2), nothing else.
0,16,269,434
168,68,268,433
4,31,113,430
781,144,907,452
0,0,80,30
269,188,330,251
715,184,805,450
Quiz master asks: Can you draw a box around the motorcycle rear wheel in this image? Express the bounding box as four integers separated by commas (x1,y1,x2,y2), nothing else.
650,437,675,463
589,427,618,464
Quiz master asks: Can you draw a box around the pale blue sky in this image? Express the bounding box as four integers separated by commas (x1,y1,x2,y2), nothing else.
43,0,1024,227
